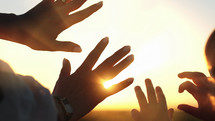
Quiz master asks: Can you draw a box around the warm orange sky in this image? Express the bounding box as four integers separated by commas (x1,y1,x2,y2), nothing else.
0,0,215,111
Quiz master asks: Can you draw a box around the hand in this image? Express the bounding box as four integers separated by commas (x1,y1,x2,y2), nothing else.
0,0,103,52
131,79,174,121
52,37,134,121
178,71,215,121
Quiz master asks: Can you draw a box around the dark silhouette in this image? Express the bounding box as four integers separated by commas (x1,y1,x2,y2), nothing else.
0,0,135,120
53,37,134,120
177,30,215,121
0,0,102,52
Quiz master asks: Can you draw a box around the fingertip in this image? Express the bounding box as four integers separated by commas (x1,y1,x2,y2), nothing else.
177,104,187,111
178,72,187,78
123,46,131,52
178,73,183,78
134,86,141,91
63,58,69,67
131,109,140,116
127,78,134,84
131,109,138,113
177,105,182,110
63,58,69,62
127,54,134,61
169,108,174,112
53,41,82,52
145,78,152,85
178,85,184,93
96,1,103,7
102,37,109,44
63,58,67,64
73,46,82,52
131,109,141,121
155,86,162,92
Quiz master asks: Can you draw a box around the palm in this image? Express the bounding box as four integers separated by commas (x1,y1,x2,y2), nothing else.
2,0,103,52
53,38,134,120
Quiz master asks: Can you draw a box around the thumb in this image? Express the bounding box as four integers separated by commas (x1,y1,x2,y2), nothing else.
51,41,82,52
178,104,199,119
58,58,71,81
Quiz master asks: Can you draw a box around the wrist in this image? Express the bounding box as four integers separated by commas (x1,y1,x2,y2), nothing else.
0,13,27,44
53,96,65,121
53,96,74,121
0,13,17,34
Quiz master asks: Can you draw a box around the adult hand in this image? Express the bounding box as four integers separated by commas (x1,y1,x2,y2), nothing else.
131,79,174,121
53,37,134,121
178,71,215,121
0,0,103,52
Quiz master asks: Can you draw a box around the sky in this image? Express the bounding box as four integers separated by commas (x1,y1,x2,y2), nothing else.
0,0,215,111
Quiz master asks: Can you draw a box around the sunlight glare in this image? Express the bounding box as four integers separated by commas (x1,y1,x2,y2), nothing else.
103,81,113,89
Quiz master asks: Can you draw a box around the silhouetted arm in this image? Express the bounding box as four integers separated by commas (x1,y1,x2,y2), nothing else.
178,72,215,121
0,0,103,52
52,37,134,121
131,79,174,121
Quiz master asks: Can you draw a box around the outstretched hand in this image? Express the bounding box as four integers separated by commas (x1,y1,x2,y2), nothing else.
178,71,215,121
53,37,134,121
0,0,103,52
131,79,174,121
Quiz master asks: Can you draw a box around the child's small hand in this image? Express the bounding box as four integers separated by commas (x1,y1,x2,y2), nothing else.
178,71,215,121
131,79,174,121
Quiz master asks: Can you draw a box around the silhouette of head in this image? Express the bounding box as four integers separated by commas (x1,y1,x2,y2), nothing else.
205,30,215,78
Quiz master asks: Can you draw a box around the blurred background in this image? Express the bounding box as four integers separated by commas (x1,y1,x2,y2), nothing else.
79,110,202,121
0,0,214,120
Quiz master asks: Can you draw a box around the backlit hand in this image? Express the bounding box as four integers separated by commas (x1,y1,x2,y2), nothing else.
53,37,134,121
178,71,215,121
131,79,174,121
0,0,103,52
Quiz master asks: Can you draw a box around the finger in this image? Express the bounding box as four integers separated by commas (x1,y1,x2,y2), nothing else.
107,78,134,96
178,104,200,119
79,37,109,70
58,58,71,81
134,86,147,112
179,81,199,100
65,1,103,27
107,54,134,79
45,41,82,52
178,72,209,87
131,109,141,121
145,78,157,104
168,108,174,121
95,46,131,74
156,86,167,109
36,41,82,52
63,0,87,14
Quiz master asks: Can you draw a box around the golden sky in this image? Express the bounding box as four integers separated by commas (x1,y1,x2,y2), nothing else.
0,0,215,110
